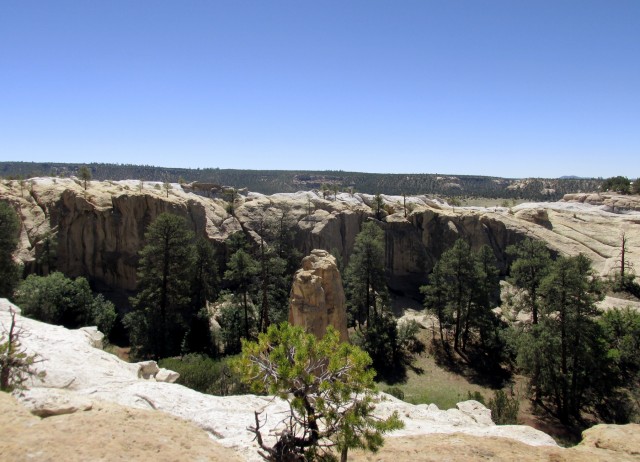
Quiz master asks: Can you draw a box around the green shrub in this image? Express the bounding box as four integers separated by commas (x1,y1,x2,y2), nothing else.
488,389,519,424
385,386,405,400
466,390,486,405
14,272,117,336
159,354,245,396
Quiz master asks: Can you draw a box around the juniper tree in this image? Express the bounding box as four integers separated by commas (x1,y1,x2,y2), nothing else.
14,272,117,336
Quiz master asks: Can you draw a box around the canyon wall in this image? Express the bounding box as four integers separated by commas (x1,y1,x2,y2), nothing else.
1,178,639,301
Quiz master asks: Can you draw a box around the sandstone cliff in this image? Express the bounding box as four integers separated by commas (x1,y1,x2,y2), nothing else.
1,178,639,302
563,192,640,213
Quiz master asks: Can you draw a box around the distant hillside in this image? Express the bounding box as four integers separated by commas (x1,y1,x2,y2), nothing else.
0,161,602,201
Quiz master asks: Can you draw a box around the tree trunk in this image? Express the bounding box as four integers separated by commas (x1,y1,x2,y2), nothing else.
462,300,472,352
159,233,170,358
560,303,569,423
260,241,269,333
531,287,538,325
243,290,249,339
365,272,371,327
438,306,445,346
621,232,627,281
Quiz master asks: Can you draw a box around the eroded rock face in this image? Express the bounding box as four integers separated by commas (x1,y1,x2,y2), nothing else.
0,178,234,292
288,249,349,342
2,179,639,303
563,192,640,212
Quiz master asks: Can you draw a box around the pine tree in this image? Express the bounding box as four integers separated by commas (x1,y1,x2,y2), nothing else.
424,239,477,352
236,323,404,461
344,221,387,328
184,237,219,355
224,248,259,340
125,213,194,359
78,166,91,190
516,254,609,423
421,240,501,356
507,238,552,325
0,202,21,298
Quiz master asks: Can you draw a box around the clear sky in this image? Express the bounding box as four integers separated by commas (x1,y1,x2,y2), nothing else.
1,1,638,178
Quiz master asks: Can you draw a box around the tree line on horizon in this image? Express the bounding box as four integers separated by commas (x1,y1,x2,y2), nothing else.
0,161,609,200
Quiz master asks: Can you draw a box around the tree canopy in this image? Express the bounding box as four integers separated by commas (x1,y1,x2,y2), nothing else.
507,238,552,325
0,201,21,298
515,254,609,423
344,221,388,328
601,176,631,194
14,272,116,336
422,239,501,356
125,213,195,358
235,322,403,461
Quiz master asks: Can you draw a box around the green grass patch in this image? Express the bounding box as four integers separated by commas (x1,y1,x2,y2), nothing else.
377,345,490,410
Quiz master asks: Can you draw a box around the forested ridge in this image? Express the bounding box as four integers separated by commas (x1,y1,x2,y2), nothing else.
0,161,603,200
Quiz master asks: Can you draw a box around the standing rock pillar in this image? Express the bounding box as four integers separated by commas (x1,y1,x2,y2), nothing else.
288,249,349,342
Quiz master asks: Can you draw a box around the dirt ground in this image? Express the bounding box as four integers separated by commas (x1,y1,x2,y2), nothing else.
350,429,640,462
0,392,242,462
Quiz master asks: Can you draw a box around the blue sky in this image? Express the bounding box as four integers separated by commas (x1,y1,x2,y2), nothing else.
1,1,638,178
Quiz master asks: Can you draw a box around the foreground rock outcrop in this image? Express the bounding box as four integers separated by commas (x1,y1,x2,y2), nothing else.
288,249,349,341
350,425,640,461
2,299,640,460
0,391,243,462
1,299,579,461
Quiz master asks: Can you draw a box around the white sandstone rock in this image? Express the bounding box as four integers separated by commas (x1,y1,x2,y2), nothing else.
136,360,159,379
19,388,93,417
79,326,104,349
0,298,558,461
155,368,180,383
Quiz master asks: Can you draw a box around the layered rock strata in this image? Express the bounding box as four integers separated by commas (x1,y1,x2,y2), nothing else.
1,178,639,301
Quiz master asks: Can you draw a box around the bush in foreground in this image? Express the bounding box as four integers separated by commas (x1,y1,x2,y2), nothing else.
235,322,403,461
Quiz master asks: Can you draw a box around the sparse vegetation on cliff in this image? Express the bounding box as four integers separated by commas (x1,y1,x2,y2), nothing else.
601,176,631,194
